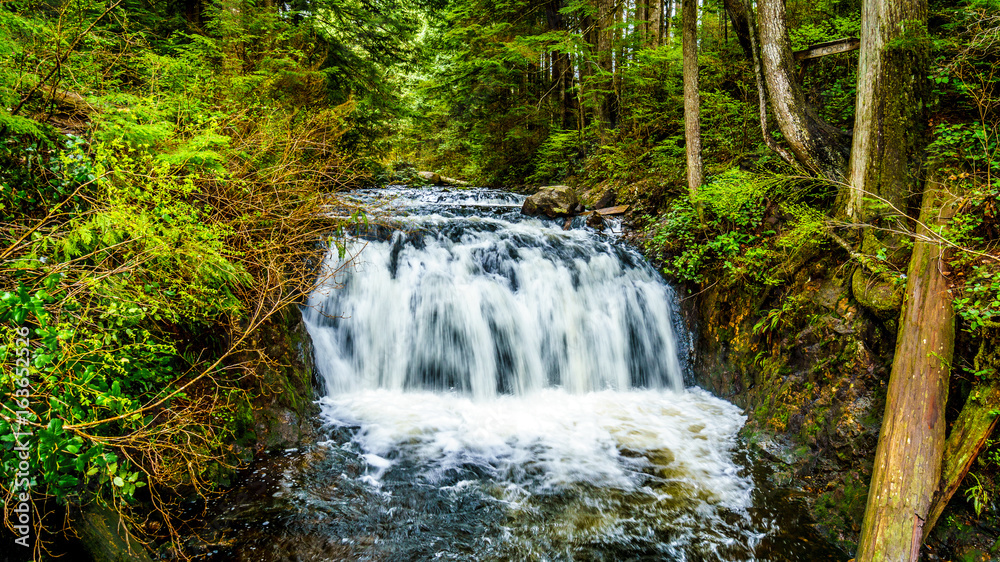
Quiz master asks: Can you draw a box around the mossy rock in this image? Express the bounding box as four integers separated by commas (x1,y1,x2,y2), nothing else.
75,503,154,562
521,185,585,217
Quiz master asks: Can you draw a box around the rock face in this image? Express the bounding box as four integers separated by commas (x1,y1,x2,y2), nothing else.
522,185,585,218
76,503,154,562
689,255,891,553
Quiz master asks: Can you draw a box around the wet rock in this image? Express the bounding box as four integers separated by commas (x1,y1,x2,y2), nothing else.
586,211,606,230
521,185,584,218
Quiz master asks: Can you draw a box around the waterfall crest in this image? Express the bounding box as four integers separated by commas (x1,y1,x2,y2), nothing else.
304,189,684,399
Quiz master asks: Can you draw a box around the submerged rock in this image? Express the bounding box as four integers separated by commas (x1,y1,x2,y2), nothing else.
522,185,584,218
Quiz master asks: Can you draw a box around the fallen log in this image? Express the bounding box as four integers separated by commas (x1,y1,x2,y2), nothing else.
594,205,629,216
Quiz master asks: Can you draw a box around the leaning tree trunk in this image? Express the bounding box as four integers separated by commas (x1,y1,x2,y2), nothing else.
681,0,703,223
722,0,753,59
856,184,954,562
756,0,849,180
924,378,1000,538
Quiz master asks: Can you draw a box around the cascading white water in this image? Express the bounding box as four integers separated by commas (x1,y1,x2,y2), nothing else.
305,215,683,398
302,187,756,558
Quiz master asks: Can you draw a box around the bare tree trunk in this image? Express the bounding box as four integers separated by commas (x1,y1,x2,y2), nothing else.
664,0,674,45
722,0,754,59
635,0,648,46
546,0,574,129
596,0,616,136
741,0,795,166
856,184,954,562
682,0,703,223
757,0,849,180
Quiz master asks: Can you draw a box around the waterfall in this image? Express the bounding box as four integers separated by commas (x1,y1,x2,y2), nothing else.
304,208,684,398
300,187,756,558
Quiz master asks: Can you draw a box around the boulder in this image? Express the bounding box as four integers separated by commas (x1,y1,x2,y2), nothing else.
580,185,617,209
417,171,441,184
522,185,584,218
76,503,154,562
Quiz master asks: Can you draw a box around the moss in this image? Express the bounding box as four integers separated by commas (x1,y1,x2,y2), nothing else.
812,471,870,552
851,267,903,317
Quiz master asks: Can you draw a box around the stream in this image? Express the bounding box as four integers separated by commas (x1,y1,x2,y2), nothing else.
191,187,848,561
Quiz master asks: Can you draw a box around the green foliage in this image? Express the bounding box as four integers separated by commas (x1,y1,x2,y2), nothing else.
965,473,992,517
0,289,157,504
642,169,823,286
0,0,379,552
530,129,587,184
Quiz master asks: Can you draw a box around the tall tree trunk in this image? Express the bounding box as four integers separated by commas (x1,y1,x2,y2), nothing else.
647,0,662,48
597,0,615,135
856,183,954,562
546,0,574,129
842,0,929,316
663,0,673,45
842,0,929,221
742,0,795,165
757,0,849,180
682,0,703,223
635,0,649,46
582,13,598,129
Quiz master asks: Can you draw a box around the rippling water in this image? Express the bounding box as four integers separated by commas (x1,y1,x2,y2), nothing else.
191,187,847,561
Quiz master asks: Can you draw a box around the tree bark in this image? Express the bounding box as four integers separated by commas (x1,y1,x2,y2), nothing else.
664,0,676,45
722,0,752,59
647,0,662,48
925,382,1000,538
841,0,929,316
856,184,955,562
924,345,1000,539
740,0,795,166
546,0,574,129
682,0,703,222
843,0,929,221
757,0,849,180
596,0,616,134
635,0,649,46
